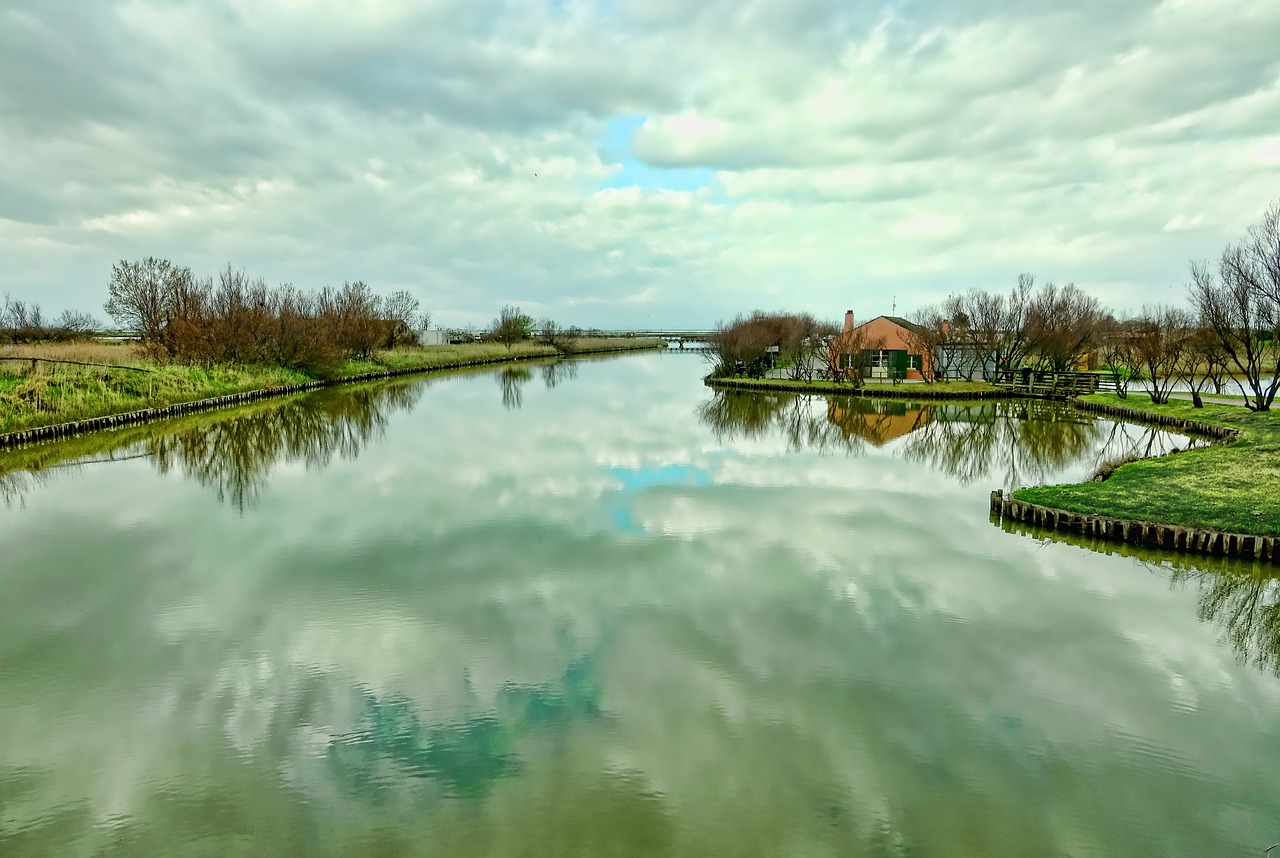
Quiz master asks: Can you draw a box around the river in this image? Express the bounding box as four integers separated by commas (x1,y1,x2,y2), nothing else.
1,351,1277,856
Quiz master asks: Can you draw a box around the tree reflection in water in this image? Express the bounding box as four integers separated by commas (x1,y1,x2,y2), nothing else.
997,519,1280,677
541,359,578,390
1165,563,1280,676
0,381,423,511
498,366,534,410
700,391,1203,491
147,382,425,510
697,391,866,455
897,400,1102,489
1,359,590,509
0,468,45,509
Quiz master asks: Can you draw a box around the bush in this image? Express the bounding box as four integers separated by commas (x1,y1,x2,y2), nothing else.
102,258,428,372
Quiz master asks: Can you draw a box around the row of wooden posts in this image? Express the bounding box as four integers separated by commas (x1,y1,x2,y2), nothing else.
990,489,1278,564
991,398,1265,563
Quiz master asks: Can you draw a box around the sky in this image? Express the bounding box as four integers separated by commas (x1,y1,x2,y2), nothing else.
1,0,1278,330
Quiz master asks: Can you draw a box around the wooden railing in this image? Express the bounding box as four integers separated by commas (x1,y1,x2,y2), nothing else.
991,369,1115,398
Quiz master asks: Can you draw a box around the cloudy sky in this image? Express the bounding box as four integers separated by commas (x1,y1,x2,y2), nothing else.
2,0,1278,329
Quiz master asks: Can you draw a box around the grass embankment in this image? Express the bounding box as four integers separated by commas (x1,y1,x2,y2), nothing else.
706,376,1001,396
0,339,662,435
1014,393,1280,537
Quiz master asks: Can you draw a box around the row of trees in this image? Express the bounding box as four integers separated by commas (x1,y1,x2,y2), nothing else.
481,304,584,354
11,259,589,376
707,311,887,384
706,280,1111,387
911,203,1279,409
709,201,1280,411
910,277,1104,380
1,294,98,344
104,257,429,374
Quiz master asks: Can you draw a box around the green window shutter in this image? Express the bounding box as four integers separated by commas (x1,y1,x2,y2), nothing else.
892,350,909,377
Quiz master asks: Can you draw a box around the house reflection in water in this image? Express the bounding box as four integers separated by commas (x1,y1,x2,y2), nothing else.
699,389,1195,491
825,398,934,447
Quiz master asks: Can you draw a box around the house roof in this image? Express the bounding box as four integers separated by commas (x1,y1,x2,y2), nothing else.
854,315,931,337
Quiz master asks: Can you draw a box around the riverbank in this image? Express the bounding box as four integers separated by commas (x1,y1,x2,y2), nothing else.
993,512,1274,575
705,376,1009,399
1010,393,1280,540
0,338,664,445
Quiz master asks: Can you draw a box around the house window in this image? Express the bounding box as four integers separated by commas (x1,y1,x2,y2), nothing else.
870,350,891,368
908,354,918,369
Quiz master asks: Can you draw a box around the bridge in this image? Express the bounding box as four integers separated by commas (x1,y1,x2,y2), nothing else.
595,330,715,350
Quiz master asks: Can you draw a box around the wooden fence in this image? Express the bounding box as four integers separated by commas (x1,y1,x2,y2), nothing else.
991,369,1117,399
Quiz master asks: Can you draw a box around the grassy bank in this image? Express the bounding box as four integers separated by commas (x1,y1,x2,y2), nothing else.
706,376,1001,396
0,339,663,435
1014,393,1280,536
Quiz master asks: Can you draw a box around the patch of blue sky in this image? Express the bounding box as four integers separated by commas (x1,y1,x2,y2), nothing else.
609,462,713,493
604,462,714,534
596,116,732,203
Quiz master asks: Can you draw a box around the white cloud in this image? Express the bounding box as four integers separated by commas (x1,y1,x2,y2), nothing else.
1,0,1278,325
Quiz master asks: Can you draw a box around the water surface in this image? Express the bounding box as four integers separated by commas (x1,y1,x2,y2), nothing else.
1,352,1277,857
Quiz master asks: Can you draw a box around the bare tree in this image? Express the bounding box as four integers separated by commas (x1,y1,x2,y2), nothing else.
937,292,994,381
382,290,423,349
105,257,195,351
206,265,272,363
1130,304,1193,404
268,283,342,376
51,309,100,339
1174,325,1230,408
1027,281,1103,372
787,320,840,382
906,303,957,381
1,295,98,343
708,312,774,377
326,281,384,359
491,304,532,349
948,276,1036,381
707,311,821,378
826,322,885,388
1229,200,1280,308
1189,252,1280,411
104,258,428,371
1095,314,1140,398
537,319,580,354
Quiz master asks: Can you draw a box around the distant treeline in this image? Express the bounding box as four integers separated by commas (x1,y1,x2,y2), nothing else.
103,258,429,375
1,294,99,344
5,258,594,375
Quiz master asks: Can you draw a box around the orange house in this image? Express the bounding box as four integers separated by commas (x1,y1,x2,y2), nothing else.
830,311,933,380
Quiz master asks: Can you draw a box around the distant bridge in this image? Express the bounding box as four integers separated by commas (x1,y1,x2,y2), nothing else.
595,330,715,351
597,329,714,340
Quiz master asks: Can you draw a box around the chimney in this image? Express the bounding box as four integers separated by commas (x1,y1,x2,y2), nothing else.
844,310,854,333
941,319,950,338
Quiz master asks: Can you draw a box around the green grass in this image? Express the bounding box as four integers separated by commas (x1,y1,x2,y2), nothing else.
1014,393,1280,536
338,338,664,376
707,376,1001,396
0,362,310,434
0,339,664,435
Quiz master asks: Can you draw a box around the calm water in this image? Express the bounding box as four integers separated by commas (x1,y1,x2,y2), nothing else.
1,352,1278,857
